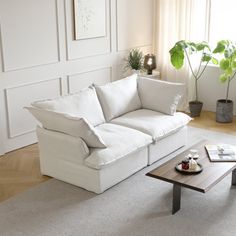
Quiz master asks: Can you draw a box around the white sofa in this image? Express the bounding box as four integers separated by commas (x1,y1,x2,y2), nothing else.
26,75,191,194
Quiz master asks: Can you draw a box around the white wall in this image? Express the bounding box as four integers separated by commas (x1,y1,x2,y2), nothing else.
198,65,236,115
0,0,154,155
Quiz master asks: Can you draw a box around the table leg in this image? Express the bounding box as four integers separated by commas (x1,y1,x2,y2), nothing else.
172,184,181,214
232,169,236,186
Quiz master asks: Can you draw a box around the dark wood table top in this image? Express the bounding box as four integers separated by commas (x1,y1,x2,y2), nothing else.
146,140,236,193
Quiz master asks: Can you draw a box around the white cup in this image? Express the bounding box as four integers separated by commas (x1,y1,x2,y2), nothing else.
190,149,199,159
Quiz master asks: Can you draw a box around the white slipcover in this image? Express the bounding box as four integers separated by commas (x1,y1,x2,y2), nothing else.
37,126,90,166
32,76,192,194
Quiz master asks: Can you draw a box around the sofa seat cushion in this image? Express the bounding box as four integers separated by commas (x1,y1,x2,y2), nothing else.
111,109,192,142
84,123,152,170
32,87,105,126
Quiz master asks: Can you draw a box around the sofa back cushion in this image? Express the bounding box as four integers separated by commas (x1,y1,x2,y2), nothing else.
138,77,185,115
32,87,105,126
95,74,141,121
25,107,106,148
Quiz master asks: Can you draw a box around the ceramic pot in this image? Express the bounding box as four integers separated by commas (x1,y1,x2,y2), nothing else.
131,69,140,75
189,101,203,117
216,99,233,123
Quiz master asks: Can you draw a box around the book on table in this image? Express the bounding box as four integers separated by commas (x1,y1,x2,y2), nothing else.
205,144,236,162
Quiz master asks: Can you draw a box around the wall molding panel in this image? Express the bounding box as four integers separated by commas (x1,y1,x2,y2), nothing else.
0,0,154,154
5,78,62,138
68,67,112,94
0,0,60,72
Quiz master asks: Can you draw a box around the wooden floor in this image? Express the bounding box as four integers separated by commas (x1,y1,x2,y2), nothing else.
190,111,236,135
0,111,235,203
0,144,49,202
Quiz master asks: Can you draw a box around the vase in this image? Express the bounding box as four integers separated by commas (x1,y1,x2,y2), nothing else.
216,99,233,123
189,101,203,117
131,69,140,75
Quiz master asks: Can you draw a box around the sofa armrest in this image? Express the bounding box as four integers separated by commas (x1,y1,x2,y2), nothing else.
36,126,90,166
138,77,185,115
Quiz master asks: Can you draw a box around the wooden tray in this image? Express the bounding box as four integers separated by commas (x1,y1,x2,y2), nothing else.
175,163,203,174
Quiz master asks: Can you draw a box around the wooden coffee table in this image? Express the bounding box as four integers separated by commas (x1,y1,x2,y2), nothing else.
146,140,236,214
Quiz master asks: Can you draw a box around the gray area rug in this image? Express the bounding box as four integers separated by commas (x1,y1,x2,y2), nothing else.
1,126,236,236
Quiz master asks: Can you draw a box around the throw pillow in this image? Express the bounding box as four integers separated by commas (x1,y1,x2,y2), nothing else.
32,87,105,126
95,74,141,121
25,107,107,148
138,77,185,115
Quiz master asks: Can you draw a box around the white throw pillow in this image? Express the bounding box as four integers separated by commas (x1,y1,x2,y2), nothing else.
32,87,105,126
138,77,185,115
95,74,142,121
25,107,106,148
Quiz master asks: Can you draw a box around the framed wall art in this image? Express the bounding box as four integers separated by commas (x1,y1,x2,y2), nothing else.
73,0,107,40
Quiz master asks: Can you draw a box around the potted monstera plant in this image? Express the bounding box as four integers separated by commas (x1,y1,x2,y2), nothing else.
169,40,217,117
213,40,236,123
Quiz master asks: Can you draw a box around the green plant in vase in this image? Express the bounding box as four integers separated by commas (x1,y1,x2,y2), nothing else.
169,40,217,117
213,40,236,123
124,48,144,74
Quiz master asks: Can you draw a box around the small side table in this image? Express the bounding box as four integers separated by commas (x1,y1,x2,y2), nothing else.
140,70,161,80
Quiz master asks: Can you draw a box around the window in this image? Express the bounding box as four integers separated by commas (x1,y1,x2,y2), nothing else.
209,0,236,45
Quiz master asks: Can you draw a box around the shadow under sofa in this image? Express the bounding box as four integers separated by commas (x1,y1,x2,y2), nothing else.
26,75,191,194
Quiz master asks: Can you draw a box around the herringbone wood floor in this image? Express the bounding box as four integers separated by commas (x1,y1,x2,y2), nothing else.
0,111,235,202
0,144,49,202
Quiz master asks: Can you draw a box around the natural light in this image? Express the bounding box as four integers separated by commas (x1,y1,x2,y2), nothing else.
209,0,236,45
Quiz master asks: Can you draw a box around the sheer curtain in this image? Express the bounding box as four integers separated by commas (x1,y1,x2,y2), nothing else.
155,0,210,109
